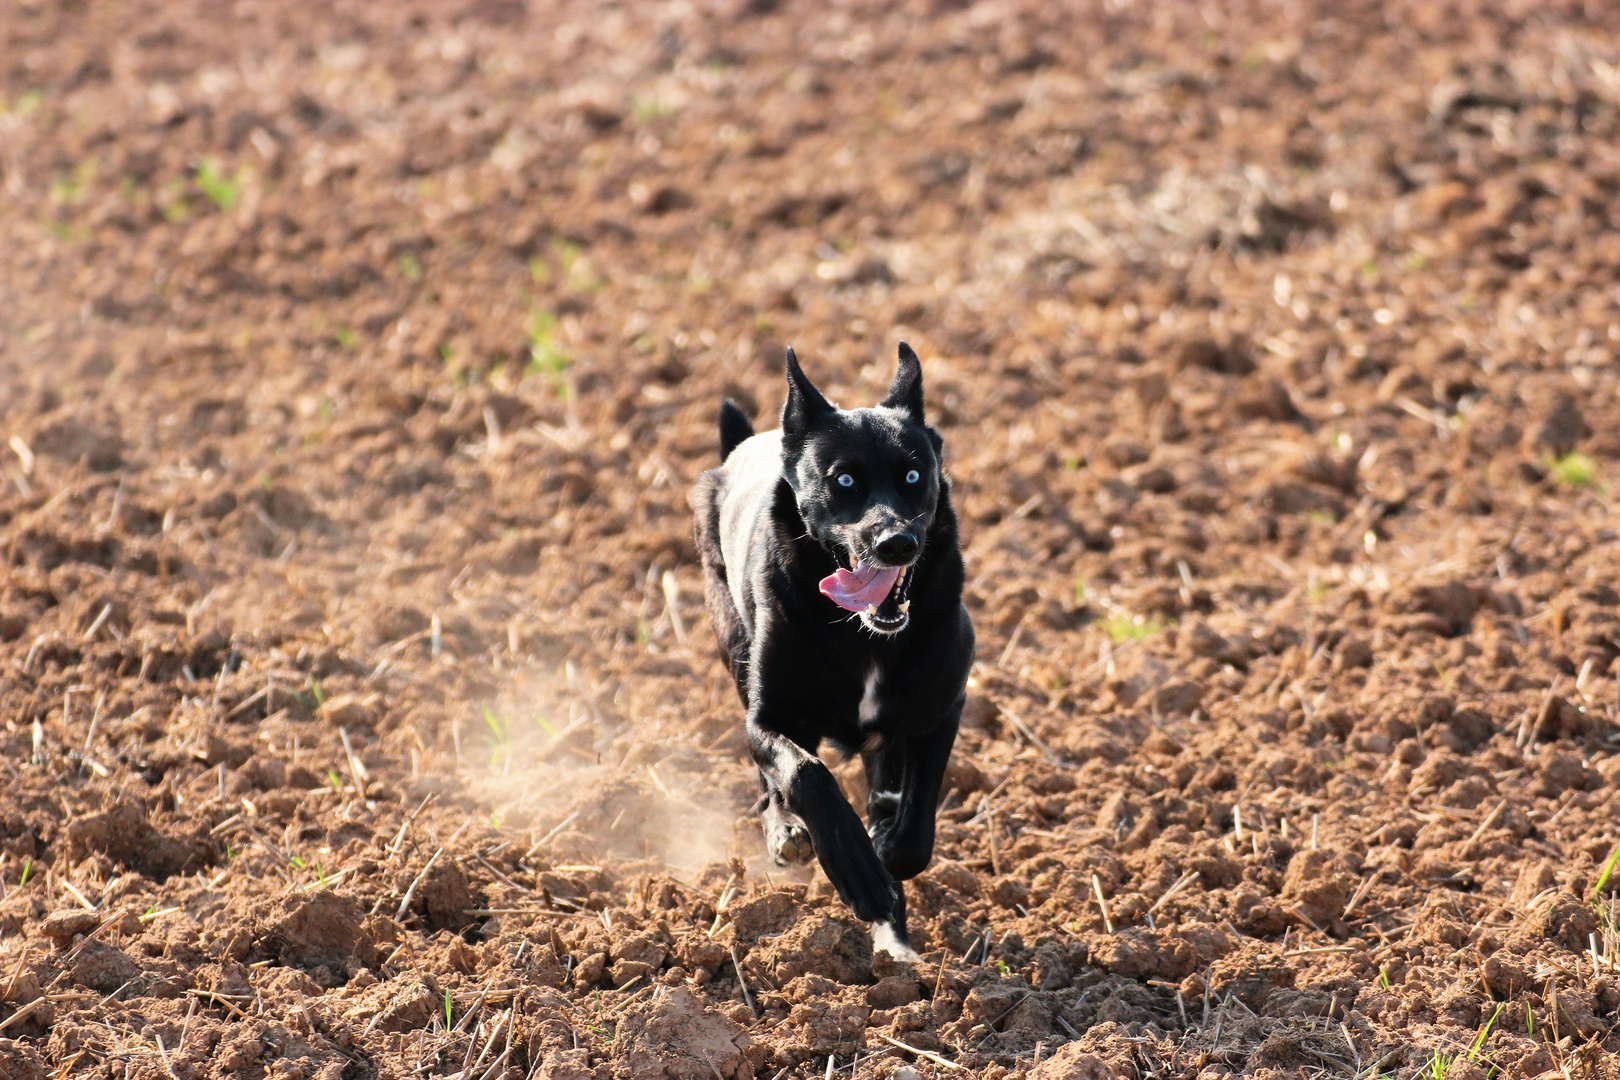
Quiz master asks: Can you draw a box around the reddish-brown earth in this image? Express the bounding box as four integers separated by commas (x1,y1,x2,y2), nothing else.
3,1,1620,1077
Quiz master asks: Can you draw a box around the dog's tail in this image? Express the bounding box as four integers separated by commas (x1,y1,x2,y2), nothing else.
718,399,754,462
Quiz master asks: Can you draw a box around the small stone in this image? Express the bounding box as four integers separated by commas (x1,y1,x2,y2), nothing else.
39,909,100,947
316,693,382,729
1235,378,1302,423
1126,464,1177,494
1535,746,1598,798
1182,620,1234,663
866,975,920,1009
1102,438,1150,467
1151,678,1204,717
1334,637,1374,671
1526,391,1589,459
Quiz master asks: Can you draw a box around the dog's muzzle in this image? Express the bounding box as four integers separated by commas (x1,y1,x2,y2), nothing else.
858,563,915,634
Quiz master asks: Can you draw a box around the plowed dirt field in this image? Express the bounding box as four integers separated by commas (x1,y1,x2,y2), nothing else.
3,2,1620,1078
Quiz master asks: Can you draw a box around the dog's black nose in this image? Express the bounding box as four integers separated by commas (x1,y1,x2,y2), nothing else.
875,532,919,563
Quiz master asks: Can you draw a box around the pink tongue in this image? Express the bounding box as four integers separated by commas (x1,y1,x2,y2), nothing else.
819,561,903,613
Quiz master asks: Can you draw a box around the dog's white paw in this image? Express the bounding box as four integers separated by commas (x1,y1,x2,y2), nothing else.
870,921,920,963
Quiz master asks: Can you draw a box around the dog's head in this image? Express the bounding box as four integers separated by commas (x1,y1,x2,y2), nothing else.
780,343,944,634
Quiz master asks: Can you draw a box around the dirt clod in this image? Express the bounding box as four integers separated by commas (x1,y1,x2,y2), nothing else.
1280,850,1355,928
611,984,764,1080
262,891,376,971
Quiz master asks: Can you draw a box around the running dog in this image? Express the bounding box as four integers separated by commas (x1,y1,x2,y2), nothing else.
691,343,974,957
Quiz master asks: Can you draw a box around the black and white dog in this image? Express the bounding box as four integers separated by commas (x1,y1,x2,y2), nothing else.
692,343,974,958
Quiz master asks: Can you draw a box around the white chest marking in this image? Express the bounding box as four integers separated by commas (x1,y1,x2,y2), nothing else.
859,663,881,724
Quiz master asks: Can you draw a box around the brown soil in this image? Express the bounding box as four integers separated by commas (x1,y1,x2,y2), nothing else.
3,2,1620,1078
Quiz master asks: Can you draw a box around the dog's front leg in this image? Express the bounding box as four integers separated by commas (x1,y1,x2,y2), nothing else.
746,721,907,947
864,712,959,884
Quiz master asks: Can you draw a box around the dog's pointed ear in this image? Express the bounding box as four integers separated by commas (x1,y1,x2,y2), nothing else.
782,347,833,443
882,342,925,421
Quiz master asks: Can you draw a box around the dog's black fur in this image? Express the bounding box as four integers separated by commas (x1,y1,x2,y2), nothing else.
692,343,974,954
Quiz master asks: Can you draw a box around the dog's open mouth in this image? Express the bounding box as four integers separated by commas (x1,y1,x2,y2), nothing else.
819,559,915,632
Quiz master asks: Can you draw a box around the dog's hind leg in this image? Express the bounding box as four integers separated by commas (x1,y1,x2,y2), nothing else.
756,774,814,865
692,469,752,704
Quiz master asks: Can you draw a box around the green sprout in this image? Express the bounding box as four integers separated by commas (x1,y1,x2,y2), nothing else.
18,857,32,886
1525,1001,1534,1036
995,959,1010,976
328,769,343,790
483,707,519,766
334,327,355,348
196,158,244,210
1377,967,1391,989
1099,613,1164,642
310,678,325,706
1469,1003,1503,1060
1594,843,1620,900
399,251,423,281
51,160,95,204
527,309,572,397
552,239,601,291
291,855,306,869
1424,1052,1452,1080
445,989,454,1029
630,96,676,122
552,238,582,275
1549,451,1598,488
590,990,616,1044
159,178,188,222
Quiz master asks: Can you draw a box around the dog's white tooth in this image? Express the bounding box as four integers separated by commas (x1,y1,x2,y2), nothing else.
866,604,877,615
899,601,910,614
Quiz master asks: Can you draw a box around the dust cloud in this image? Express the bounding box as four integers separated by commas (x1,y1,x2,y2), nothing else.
455,669,765,880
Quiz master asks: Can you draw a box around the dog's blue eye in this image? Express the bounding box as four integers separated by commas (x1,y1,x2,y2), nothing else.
905,469,920,484
837,473,855,488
